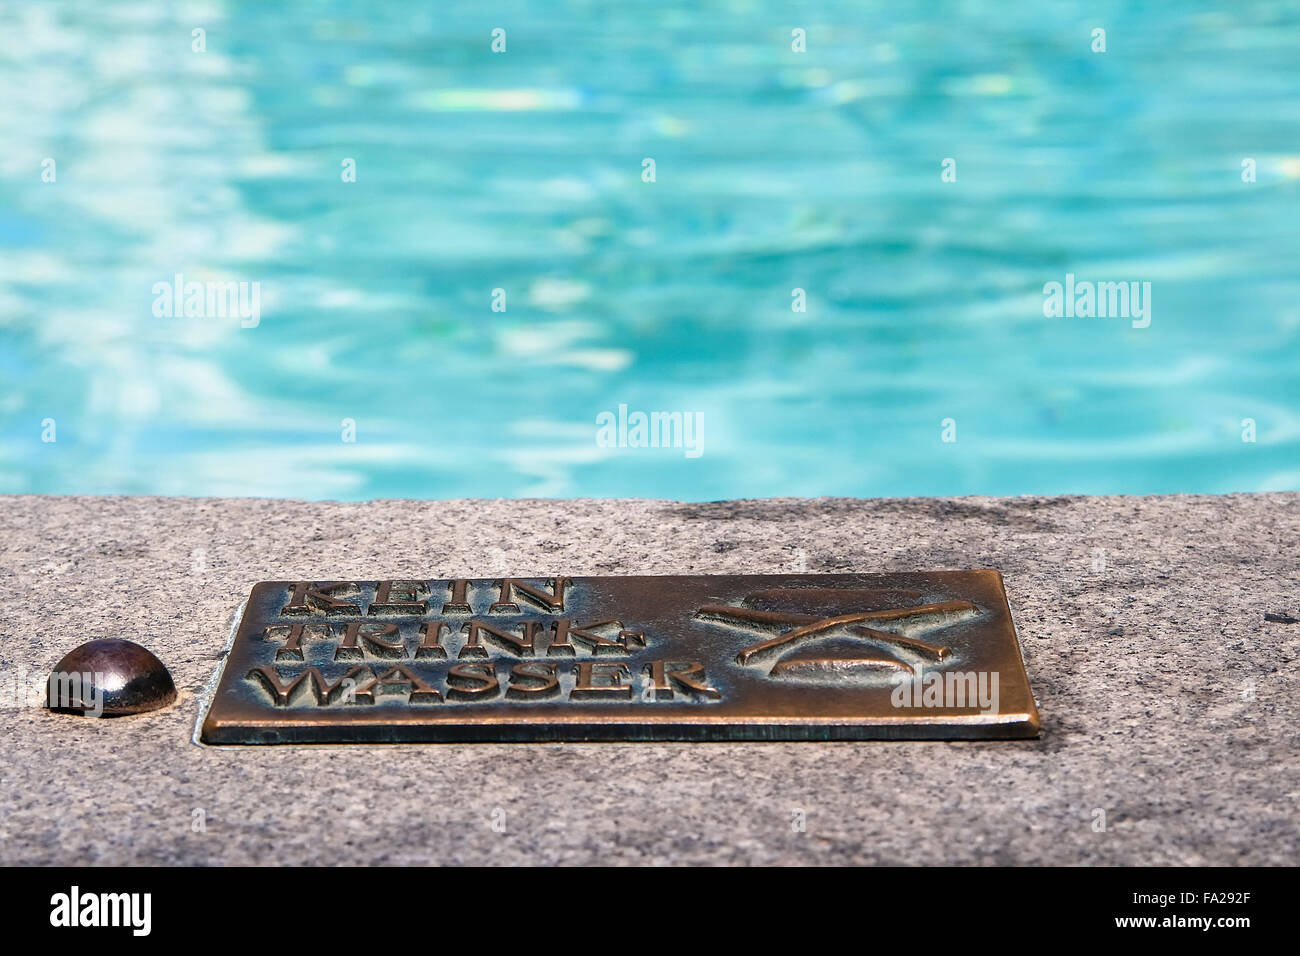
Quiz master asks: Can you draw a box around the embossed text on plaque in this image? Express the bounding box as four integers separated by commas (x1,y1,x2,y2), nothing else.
200,572,1040,743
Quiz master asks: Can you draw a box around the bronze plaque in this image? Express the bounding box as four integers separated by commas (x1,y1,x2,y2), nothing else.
199,572,1040,743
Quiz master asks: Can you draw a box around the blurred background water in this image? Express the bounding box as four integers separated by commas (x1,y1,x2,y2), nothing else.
1,1,1298,500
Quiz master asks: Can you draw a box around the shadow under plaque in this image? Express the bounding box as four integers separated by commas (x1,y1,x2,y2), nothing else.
199,572,1040,744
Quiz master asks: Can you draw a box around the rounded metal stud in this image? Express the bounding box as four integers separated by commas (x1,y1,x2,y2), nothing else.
46,639,177,717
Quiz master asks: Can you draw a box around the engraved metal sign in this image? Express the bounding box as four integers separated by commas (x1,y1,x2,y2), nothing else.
199,572,1040,743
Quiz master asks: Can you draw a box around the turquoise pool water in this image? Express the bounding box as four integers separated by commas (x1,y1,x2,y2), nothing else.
1,2,1298,499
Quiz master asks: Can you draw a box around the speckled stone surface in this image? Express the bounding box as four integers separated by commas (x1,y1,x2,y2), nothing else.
0,493,1296,865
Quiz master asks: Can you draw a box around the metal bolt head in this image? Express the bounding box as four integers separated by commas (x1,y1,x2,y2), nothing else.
47,639,177,717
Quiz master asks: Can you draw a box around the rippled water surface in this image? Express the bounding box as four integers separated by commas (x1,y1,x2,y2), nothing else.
2,2,1298,499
